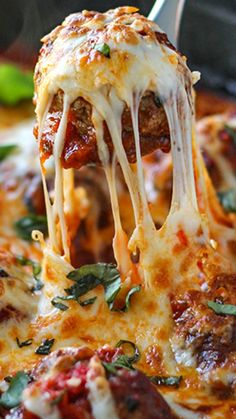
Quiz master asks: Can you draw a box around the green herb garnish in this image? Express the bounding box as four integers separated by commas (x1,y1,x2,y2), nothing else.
16,255,43,291
14,214,48,241
79,296,97,306
52,263,140,312
0,144,17,162
0,64,34,106
94,43,110,57
207,300,236,316
35,338,55,355
66,263,121,310
103,340,140,374
217,189,236,213
0,371,29,409
120,285,141,312
149,375,182,388
16,337,33,348
51,297,69,311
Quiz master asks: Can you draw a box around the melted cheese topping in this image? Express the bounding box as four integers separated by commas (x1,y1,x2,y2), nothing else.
87,356,119,419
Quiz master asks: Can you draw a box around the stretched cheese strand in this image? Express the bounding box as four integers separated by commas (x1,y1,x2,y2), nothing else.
92,107,134,276
35,8,219,286
52,96,70,260
39,98,60,254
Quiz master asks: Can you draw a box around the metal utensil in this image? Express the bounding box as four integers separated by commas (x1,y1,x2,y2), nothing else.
148,0,186,46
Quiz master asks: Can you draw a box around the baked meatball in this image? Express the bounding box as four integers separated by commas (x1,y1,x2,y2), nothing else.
34,7,190,169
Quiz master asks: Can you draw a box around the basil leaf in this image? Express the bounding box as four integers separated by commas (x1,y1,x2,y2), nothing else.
0,144,17,162
35,338,55,355
94,43,110,57
16,338,33,348
16,255,41,275
102,341,140,374
217,189,236,213
103,267,121,310
65,275,101,299
102,362,118,374
67,263,114,282
224,125,236,145
0,371,29,408
16,255,43,291
51,297,69,311
0,64,33,106
67,263,121,310
116,340,140,364
120,285,141,312
207,301,236,316
14,215,48,241
149,375,182,388
32,278,44,292
79,296,97,306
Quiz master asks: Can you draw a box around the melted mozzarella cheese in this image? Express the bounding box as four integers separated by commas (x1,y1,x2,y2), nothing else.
87,356,119,419
0,119,39,183
35,7,206,282
23,387,61,419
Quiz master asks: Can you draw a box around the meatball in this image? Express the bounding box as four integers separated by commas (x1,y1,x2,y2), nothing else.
5,346,174,419
171,274,236,396
33,7,187,169
37,90,170,169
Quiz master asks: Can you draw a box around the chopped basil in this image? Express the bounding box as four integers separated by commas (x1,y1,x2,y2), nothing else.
66,263,121,310
79,296,97,306
35,338,55,355
217,189,236,213
52,263,140,312
14,214,48,241
0,64,34,106
94,42,110,57
16,337,33,348
120,285,141,312
224,124,236,145
207,300,236,316
0,144,17,162
16,255,43,292
149,375,182,388
32,278,44,292
0,371,29,409
16,255,41,276
51,297,69,311
116,340,141,364
103,340,140,373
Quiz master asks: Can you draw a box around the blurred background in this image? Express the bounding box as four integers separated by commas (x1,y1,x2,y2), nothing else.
0,0,236,97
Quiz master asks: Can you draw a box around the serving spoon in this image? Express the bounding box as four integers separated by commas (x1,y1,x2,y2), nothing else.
148,0,186,46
